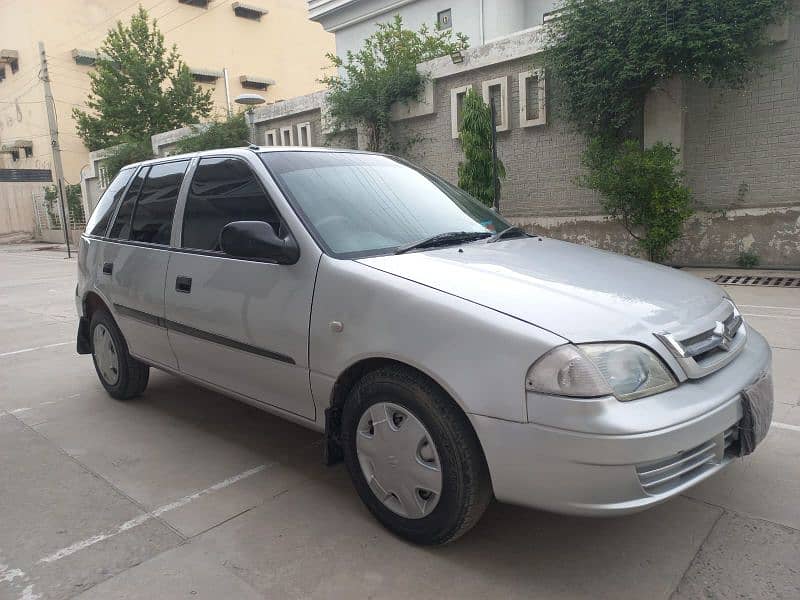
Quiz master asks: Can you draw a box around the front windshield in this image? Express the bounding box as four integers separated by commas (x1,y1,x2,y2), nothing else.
261,151,511,258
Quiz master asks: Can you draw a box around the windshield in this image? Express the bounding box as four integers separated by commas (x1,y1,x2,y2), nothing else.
260,151,511,258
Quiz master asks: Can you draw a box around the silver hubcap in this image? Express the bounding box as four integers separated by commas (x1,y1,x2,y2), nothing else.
93,324,119,386
356,402,442,519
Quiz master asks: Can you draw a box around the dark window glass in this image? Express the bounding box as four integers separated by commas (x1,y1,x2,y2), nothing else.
131,160,189,245
85,167,134,236
108,168,146,240
182,157,279,251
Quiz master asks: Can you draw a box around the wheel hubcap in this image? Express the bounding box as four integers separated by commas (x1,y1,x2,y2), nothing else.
93,324,119,385
356,402,442,519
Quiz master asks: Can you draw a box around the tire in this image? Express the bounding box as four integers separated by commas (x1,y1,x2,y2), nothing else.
341,365,492,545
89,308,149,400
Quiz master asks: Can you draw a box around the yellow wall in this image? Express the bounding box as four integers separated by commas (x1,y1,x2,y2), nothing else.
0,0,334,182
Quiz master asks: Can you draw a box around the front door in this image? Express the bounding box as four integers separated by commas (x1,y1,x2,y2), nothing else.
164,156,318,420
98,160,190,370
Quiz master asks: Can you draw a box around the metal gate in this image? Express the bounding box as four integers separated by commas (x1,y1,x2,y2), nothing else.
32,189,86,235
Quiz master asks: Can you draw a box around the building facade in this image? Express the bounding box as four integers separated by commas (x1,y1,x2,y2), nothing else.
308,0,557,57
0,0,334,239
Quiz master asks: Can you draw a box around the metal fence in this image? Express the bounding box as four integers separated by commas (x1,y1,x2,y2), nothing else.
32,190,86,234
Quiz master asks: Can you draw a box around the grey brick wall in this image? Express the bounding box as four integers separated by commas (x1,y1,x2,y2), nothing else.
684,11,800,211
254,110,323,147
392,56,601,218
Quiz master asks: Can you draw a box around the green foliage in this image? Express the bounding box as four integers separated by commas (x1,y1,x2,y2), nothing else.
546,0,790,261
174,113,250,153
102,138,155,182
583,140,693,262
737,248,760,268
457,89,506,207
546,0,792,139
73,6,213,151
321,15,468,152
43,183,84,225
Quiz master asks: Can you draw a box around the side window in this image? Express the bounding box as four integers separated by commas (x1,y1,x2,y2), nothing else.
108,168,146,240
182,157,280,251
130,160,189,245
85,167,135,236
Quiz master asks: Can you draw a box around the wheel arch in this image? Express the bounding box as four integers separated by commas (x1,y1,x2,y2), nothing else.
323,356,485,466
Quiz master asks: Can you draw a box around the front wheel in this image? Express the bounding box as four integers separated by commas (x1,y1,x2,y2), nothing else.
90,309,149,400
341,366,492,545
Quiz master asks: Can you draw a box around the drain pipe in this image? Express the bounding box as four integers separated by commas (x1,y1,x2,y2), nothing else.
479,0,485,44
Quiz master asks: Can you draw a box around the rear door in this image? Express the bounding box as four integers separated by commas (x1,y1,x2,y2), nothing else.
164,155,318,420
99,159,190,369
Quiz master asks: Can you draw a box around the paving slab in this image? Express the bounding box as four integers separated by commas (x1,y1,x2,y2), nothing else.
190,471,722,600
684,428,800,530
73,543,263,600
13,368,327,540
672,512,800,600
0,415,181,600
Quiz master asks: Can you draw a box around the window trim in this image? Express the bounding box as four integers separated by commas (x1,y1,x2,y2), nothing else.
450,84,473,139
519,68,547,128
482,76,510,132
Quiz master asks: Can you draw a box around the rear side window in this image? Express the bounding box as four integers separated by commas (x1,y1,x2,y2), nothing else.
130,160,189,245
85,168,134,236
108,169,145,240
182,157,279,251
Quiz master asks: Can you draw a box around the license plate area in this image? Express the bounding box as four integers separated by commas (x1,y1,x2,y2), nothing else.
737,371,774,456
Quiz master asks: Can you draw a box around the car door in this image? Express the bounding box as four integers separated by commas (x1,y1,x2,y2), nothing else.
98,159,190,370
164,155,317,420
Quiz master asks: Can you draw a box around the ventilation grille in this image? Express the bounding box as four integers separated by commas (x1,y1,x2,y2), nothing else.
711,275,800,288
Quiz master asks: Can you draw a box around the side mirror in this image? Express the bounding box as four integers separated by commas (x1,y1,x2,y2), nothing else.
219,221,300,264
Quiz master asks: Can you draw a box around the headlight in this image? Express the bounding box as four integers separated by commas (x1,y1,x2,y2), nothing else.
526,343,677,401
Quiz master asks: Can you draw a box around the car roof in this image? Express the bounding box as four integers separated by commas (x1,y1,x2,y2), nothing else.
124,146,375,170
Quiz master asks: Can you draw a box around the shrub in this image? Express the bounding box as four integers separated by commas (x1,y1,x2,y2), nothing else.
582,139,692,262
737,249,760,268
174,113,250,153
457,89,506,208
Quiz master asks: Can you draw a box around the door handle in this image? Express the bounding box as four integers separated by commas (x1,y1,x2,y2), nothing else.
175,276,192,294
102,262,113,275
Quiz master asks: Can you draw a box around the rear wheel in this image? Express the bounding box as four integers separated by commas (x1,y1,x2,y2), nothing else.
342,365,492,545
90,309,149,400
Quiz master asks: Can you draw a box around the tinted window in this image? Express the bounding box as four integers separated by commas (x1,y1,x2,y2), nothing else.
108,168,145,240
130,160,189,245
182,157,279,251
85,168,134,236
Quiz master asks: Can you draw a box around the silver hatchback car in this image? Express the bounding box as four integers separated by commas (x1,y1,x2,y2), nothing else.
76,147,773,545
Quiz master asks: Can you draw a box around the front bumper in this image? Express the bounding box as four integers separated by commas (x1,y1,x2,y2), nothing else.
471,329,773,516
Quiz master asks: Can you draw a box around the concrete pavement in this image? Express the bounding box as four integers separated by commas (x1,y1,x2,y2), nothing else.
1,246,798,599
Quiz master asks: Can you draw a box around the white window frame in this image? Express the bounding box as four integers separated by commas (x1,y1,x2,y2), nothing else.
481,76,510,132
519,69,547,128
450,84,473,139
280,126,294,146
263,129,278,146
296,122,312,147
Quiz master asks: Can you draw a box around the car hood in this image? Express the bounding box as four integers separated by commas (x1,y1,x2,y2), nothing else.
357,237,726,344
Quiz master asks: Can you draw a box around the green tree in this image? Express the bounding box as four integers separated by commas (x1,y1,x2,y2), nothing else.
583,139,693,262
321,15,468,152
73,6,213,151
457,89,505,208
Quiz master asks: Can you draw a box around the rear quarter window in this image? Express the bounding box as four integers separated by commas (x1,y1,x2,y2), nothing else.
85,168,135,236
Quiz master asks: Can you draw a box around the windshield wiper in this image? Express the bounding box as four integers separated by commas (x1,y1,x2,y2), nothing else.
486,226,531,243
394,231,492,255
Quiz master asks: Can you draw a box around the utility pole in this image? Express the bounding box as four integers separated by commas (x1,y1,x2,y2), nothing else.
38,41,71,258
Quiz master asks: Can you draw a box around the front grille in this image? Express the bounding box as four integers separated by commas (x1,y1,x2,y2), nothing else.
656,301,746,379
711,274,800,288
636,425,737,494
